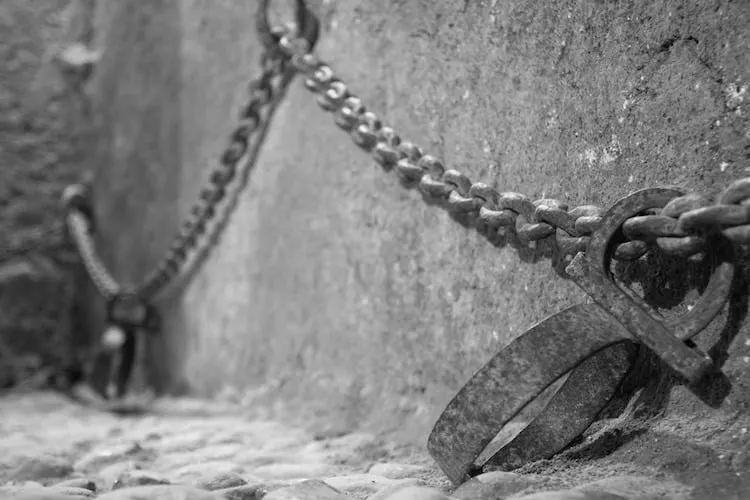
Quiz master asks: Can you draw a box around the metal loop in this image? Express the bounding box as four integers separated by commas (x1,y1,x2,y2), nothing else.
291,51,321,74
107,291,148,328
420,175,455,199
396,159,425,182
518,222,555,242
612,239,649,260
656,235,706,257
61,183,90,213
479,207,516,229
418,155,445,177
417,156,453,199
256,0,320,52
661,193,711,218
334,96,365,131
498,193,552,244
536,201,576,236
428,304,636,484
555,231,589,257
372,143,401,169
447,191,483,213
567,205,602,235
622,215,686,240
469,183,500,209
442,170,473,196
398,141,423,162
498,192,534,217
720,177,750,205
679,205,750,233
372,126,403,168
305,64,334,93
570,187,735,383
351,111,382,151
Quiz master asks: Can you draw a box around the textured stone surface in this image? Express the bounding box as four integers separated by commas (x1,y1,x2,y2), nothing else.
262,480,347,500
0,393,452,499
373,486,452,500
512,491,627,500
452,471,562,499
0,0,89,395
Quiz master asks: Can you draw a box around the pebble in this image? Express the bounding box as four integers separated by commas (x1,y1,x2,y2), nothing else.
573,475,691,499
263,480,347,500
452,471,559,499
194,472,247,491
52,479,96,492
168,463,245,483
513,490,627,500
250,463,341,481
45,486,97,498
73,444,152,474
4,455,74,483
214,483,270,500
322,474,401,499
111,470,171,490
366,479,429,500
0,486,92,500
367,463,434,480
374,485,452,500
95,485,219,500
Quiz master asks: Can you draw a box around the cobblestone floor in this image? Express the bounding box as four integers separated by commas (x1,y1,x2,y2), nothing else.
0,391,448,500
0,391,715,500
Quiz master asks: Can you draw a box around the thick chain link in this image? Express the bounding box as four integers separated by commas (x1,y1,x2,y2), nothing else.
66,209,119,297
63,48,296,300
274,34,750,271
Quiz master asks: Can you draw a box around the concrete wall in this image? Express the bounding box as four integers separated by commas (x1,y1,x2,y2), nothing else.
86,0,750,478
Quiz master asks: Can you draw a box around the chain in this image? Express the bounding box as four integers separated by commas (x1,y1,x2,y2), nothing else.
136,50,294,300
64,202,119,297
63,46,297,300
271,34,750,273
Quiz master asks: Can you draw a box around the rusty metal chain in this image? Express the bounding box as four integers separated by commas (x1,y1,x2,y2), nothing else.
271,33,750,271
62,46,298,301
136,50,296,300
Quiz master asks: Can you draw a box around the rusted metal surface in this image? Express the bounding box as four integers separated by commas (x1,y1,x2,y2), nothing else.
270,13,750,269
256,0,319,55
567,188,735,383
426,189,736,485
427,305,635,485
89,292,161,400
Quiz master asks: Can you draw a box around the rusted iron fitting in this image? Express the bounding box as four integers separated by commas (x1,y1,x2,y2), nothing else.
429,188,735,485
256,0,320,55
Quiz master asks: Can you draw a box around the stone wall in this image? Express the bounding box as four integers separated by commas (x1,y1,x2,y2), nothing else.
86,0,750,488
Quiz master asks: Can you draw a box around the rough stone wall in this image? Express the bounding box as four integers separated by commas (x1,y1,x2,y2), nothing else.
0,0,90,387
87,0,750,488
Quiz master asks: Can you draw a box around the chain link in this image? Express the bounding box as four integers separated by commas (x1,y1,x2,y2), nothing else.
136,50,294,300
66,210,120,297
63,46,297,300
275,34,750,271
